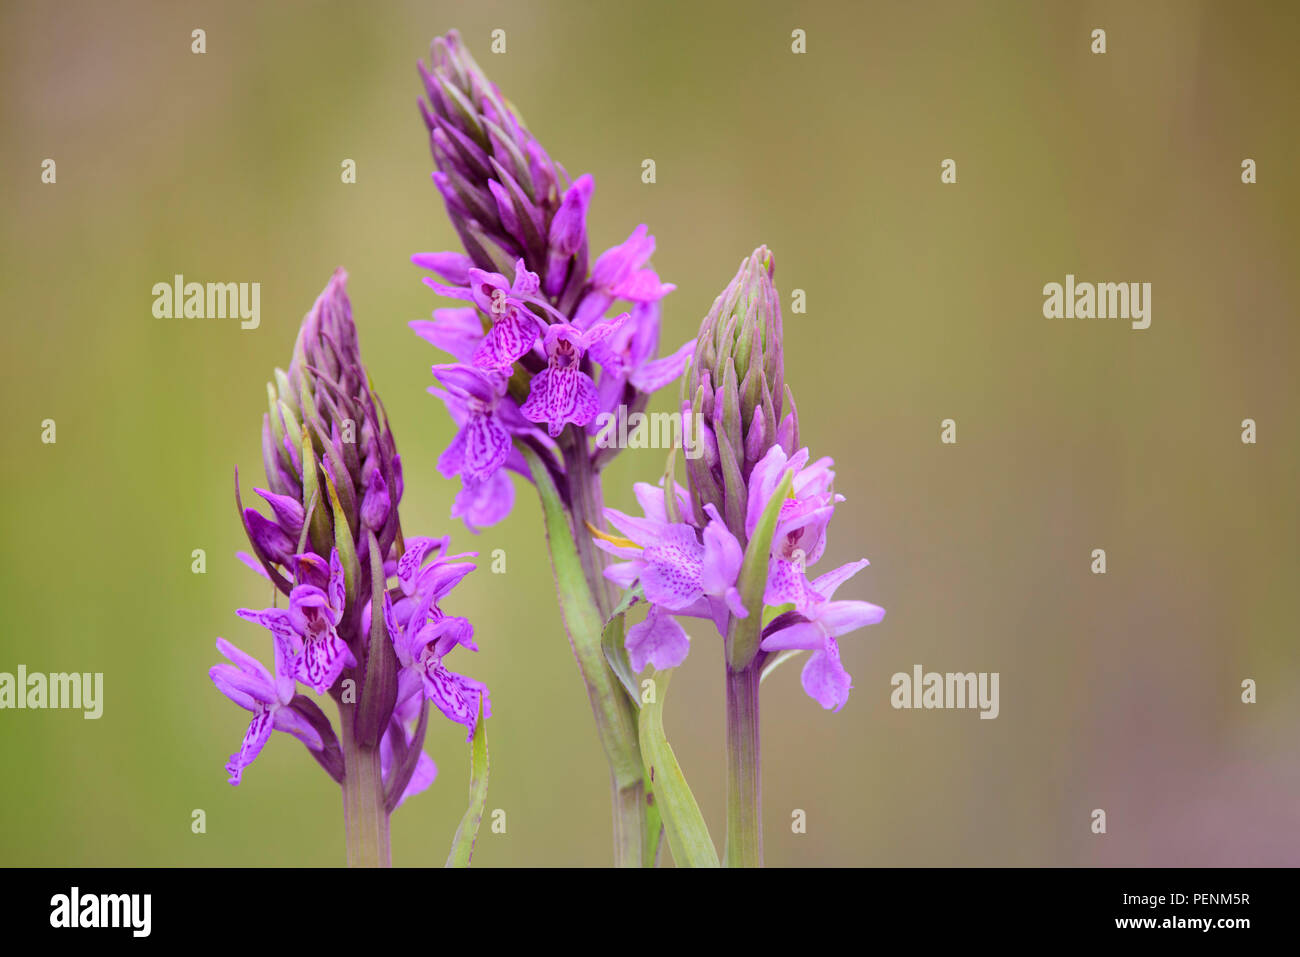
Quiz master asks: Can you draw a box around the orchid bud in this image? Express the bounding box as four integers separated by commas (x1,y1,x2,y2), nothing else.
239,270,402,595
684,246,795,541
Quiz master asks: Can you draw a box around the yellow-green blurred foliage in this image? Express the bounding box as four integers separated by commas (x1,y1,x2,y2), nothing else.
1,0,1296,865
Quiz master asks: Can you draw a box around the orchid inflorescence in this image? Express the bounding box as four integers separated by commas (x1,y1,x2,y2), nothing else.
210,29,883,869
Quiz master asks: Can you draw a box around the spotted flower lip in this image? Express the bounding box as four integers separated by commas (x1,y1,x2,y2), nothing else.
426,362,537,531
625,603,691,673
237,549,358,696
424,258,551,371
520,317,628,436
760,560,886,711
210,637,324,785
430,364,515,482
596,500,747,638
382,538,491,741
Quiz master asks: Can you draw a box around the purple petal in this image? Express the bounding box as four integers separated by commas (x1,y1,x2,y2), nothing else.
810,559,870,602
224,708,274,785
361,469,390,530
423,663,487,741
411,251,474,285
700,503,743,599
630,338,695,393
410,308,483,364
801,642,852,712
640,527,705,610
296,632,356,694
759,620,823,652
244,509,296,566
452,470,514,531
253,489,305,540
271,706,325,750
819,599,886,638
460,413,512,480
625,604,691,672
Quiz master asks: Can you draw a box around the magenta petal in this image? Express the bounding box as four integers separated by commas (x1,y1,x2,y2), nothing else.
461,413,512,480
452,470,514,531
819,599,887,637
640,531,705,610
410,309,483,365
759,620,823,652
423,663,486,741
411,251,474,285
361,469,390,530
271,706,325,751
296,632,355,694
629,338,695,393
764,557,819,612
520,367,599,436
810,559,870,602
210,663,270,712
473,308,540,370
437,428,468,480
244,509,295,565
700,504,743,597
801,641,852,712
625,604,691,672
225,708,274,785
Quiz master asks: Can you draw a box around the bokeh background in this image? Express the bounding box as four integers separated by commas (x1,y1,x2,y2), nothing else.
2,0,1297,866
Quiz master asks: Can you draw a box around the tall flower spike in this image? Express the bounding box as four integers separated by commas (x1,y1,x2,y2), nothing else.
683,246,793,542
244,269,403,599
215,270,491,867
419,29,589,307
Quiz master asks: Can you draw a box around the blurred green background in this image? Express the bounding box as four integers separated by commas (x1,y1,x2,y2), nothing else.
2,0,1297,866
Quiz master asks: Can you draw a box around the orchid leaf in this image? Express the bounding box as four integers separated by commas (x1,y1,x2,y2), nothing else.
726,467,794,669
446,699,489,868
637,669,719,867
522,445,641,788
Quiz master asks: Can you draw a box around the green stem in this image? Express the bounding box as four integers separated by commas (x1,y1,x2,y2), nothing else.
612,774,647,867
724,662,762,867
525,441,645,866
339,701,391,867
561,432,615,620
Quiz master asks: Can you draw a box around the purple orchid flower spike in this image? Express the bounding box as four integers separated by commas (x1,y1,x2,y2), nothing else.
210,638,324,785
760,560,886,711
521,317,628,436
413,30,707,865
215,268,491,867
